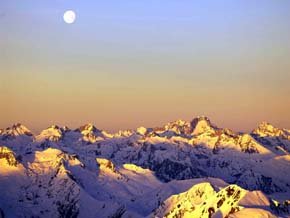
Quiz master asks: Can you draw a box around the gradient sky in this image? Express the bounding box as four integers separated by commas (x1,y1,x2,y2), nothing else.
1,0,290,133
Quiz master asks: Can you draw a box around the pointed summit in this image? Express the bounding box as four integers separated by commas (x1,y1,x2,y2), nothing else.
252,122,284,137
77,123,106,143
78,123,101,134
3,123,33,137
190,116,217,135
164,119,192,135
36,125,63,142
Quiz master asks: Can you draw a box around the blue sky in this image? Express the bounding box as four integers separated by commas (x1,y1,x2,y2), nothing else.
1,0,290,132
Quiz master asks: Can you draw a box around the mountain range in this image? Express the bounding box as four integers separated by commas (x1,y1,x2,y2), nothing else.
0,116,289,218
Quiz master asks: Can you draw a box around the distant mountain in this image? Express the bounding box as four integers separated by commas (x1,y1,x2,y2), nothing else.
0,117,289,218
1,123,33,137
251,122,290,155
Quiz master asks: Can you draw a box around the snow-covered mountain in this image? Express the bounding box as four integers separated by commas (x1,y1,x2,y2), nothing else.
0,117,289,218
252,122,290,155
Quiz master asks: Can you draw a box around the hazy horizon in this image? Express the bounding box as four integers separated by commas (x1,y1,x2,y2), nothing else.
1,0,290,133
1,114,289,135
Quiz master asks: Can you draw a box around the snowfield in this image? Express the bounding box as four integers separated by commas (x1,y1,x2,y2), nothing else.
0,117,289,218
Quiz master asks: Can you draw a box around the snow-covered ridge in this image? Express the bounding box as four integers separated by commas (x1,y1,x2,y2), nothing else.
152,183,249,218
253,122,290,139
1,118,288,140
0,117,289,218
1,123,32,137
35,125,64,142
251,122,290,154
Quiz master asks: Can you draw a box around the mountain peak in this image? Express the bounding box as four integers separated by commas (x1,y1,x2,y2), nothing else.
190,116,216,135
253,122,283,137
36,125,63,142
258,121,275,129
191,116,211,123
170,119,189,126
78,123,101,134
77,123,106,143
163,119,191,135
3,123,32,137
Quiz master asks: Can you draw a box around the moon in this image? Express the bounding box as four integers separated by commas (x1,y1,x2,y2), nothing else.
63,10,76,24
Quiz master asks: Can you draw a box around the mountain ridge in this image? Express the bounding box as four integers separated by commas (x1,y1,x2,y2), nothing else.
0,116,289,218
2,116,289,138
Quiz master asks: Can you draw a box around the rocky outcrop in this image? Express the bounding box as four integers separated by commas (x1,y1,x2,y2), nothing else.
0,146,18,166
152,183,248,218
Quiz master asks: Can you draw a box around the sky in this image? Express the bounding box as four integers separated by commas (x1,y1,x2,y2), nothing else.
0,0,290,133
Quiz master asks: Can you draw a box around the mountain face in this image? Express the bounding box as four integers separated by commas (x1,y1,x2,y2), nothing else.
0,117,289,218
152,183,251,218
0,146,19,166
1,123,33,138
252,122,290,155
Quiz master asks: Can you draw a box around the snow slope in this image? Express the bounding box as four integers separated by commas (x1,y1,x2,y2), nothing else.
0,117,289,217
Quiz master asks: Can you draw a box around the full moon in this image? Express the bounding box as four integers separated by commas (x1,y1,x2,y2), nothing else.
63,10,76,24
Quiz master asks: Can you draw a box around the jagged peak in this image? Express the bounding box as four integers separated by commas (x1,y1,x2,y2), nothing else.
152,182,216,218
43,124,62,132
166,119,189,127
153,183,248,218
149,116,217,137
237,134,274,154
76,124,107,143
156,119,192,136
256,121,276,130
253,121,284,137
219,128,236,137
189,184,247,218
165,119,190,129
3,123,33,137
190,116,212,126
36,125,64,142
190,116,217,135
78,123,101,134
34,148,80,163
41,124,72,132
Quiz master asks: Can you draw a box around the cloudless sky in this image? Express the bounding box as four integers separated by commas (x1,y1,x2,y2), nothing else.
1,0,290,133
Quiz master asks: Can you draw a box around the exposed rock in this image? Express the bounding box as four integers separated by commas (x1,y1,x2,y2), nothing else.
0,146,18,166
